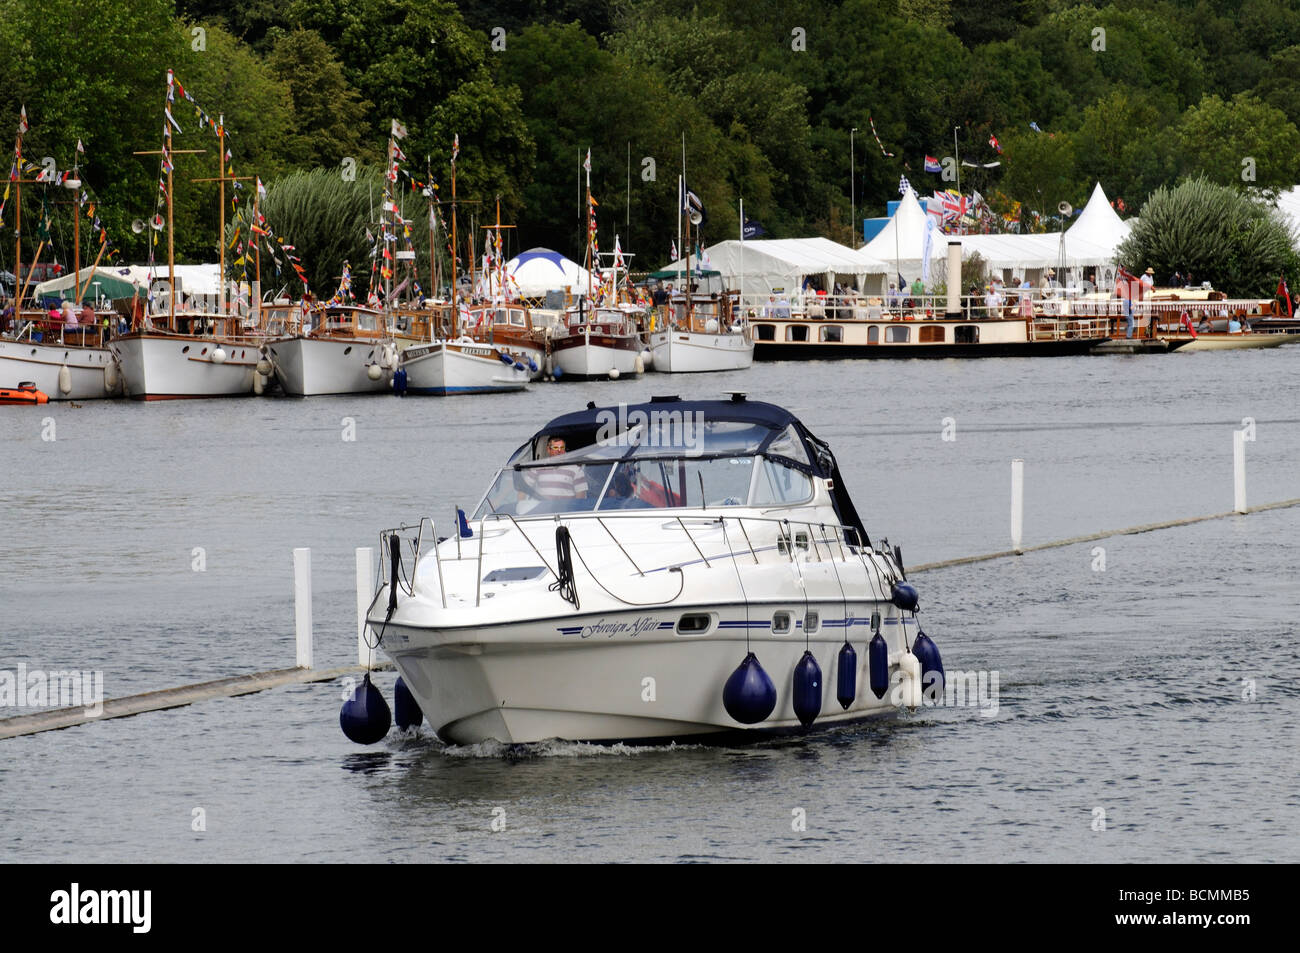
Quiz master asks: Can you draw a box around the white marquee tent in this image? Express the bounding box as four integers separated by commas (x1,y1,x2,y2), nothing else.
862,186,1129,289
656,237,891,297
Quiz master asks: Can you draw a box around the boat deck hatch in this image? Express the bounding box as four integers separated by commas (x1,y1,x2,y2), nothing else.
482,566,548,582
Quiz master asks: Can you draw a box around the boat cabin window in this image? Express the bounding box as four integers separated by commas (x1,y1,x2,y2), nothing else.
473,450,817,517
885,326,909,343
820,326,843,342
771,612,793,635
919,325,944,343
751,458,813,506
786,325,808,342
510,309,526,326
766,425,811,467
868,325,879,344
955,325,978,344
754,324,775,341
493,309,510,326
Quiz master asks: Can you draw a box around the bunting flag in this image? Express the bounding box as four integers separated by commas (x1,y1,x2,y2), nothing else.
583,148,591,173
923,156,941,173
451,134,459,162
18,105,28,135
671,239,678,261
1279,275,1293,317
867,116,894,157
988,135,1002,154
391,119,408,140
899,175,911,196
1029,121,1042,133
613,235,624,270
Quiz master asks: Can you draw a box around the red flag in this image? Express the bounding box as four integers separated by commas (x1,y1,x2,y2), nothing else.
1279,275,1293,317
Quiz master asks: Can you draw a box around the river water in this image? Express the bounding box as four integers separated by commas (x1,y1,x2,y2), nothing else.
1,348,1297,862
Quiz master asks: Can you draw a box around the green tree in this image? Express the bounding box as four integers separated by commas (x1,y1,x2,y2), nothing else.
266,28,375,170
1117,176,1298,296
1071,87,1176,211
0,0,185,266
287,0,534,222
996,129,1081,227
1172,92,1300,198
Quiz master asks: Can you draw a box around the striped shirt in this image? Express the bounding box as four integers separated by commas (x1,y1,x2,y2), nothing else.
533,465,588,500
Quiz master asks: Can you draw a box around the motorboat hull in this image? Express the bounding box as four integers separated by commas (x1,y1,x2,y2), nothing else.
109,332,258,399
550,334,642,379
0,338,122,400
1170,332,1300,350
382,607,913,745
649,329,754,372
265,335,395,396
400,340,529,395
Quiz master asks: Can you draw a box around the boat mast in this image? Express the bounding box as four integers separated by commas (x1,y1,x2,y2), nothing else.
12,107,25,310
218,116,225,313
427,155,438,301
450,136,459,336
683,134,693,324
69,144,81,302
166,73,176,329
586,149,592,304
482,196,514,306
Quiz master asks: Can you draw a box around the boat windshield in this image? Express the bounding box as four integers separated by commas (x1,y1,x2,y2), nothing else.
473,453,812,518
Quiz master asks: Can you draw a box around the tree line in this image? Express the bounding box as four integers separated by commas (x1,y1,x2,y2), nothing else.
3,0,1299,297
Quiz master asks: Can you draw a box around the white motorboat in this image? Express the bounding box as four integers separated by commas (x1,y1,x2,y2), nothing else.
550,302,645,380
649,292,753,372
398,336,529,395
362,395,943,745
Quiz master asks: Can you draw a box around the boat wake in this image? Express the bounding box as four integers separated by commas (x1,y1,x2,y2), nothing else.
439,738,703,759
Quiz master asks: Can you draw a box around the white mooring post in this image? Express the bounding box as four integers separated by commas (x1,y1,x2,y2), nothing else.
293,547,313,669
1233,430,1247,514
1011,459,1025,553
356,547,375,668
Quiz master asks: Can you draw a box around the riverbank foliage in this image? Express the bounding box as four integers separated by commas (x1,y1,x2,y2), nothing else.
3,0,1300,295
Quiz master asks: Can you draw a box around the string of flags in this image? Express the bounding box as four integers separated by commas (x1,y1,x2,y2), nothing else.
867,116,895,157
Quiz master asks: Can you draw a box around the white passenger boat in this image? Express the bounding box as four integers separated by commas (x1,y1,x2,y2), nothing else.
398,336,529,395
264,305,398,396
363,395,943,745
649,291,753,372
0,322,123,400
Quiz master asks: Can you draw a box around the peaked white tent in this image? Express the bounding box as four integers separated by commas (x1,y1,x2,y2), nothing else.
657,237,890,296
862,187,1125,289
1067,182,1132,251
860,189,943,281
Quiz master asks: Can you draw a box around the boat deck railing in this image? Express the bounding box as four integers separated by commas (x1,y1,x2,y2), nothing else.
735,290,1279,325
377,511,892,611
